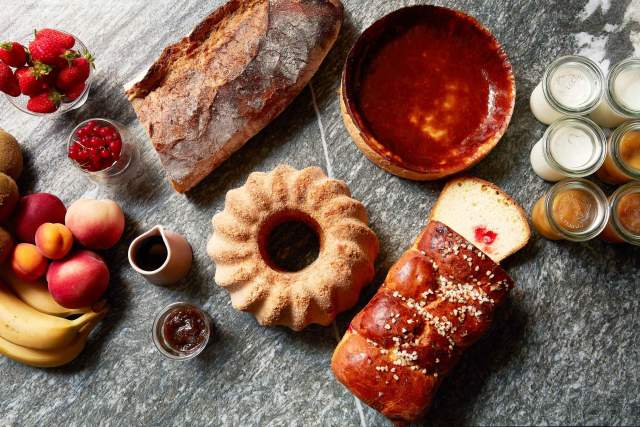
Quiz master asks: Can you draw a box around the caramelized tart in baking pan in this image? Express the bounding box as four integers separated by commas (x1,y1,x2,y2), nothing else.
341,5,515,180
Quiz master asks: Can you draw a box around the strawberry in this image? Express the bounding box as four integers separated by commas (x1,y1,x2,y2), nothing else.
63,81,85,102
15,62,52,96
55,53,93,90
29,37,77,68
0,41,27,67
27,90,62,113
0,62,20,97
35,29,75,49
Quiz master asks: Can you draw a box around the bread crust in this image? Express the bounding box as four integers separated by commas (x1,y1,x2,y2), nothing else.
126,0,343,192
331,221,514,423
430,176,531,261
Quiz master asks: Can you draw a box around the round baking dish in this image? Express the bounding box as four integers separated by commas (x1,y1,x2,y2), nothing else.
341,5,516,180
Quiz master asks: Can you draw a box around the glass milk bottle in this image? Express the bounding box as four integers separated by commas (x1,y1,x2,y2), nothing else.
595,120,640,184
590,58,640,128
530,56,604,125
529,117,606,181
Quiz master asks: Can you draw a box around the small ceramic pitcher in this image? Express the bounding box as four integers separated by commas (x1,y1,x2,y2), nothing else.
128,225,192,286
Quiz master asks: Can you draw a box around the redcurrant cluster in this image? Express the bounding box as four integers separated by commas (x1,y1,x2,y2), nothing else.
68,120,122,172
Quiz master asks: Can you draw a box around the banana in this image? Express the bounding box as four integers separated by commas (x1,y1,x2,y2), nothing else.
0,267,90,317
0,311,106,368
0,280,105,350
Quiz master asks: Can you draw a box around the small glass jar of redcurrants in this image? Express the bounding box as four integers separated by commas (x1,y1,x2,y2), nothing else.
67,118,138,185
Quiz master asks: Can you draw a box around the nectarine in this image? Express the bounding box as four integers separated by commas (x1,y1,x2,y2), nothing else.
13,193,66,243
47,250,109,309
65,199,124,250
11,243,48,282
35,223,74,260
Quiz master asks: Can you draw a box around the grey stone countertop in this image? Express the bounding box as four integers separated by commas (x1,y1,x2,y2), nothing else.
1,0,639,425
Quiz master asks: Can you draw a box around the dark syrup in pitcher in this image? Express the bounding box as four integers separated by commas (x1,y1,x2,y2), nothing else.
135,235,168,271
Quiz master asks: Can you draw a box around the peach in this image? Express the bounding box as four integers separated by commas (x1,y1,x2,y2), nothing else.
47,250,109,309
35,223,74,260
65,199,124,250
11,243,48,282
13,193,66,243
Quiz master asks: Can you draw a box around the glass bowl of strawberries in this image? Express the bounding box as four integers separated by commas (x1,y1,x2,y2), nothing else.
67,118,139,185
0,29,94,116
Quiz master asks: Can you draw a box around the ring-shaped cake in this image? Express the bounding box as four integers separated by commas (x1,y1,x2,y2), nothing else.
207,165,379,331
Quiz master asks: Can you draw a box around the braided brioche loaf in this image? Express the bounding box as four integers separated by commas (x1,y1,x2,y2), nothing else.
331,221,514,423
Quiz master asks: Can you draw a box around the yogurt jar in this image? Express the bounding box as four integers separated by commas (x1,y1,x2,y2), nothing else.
530,117,606,181
531,178,609,241
590,58,640,128
600,181,640,245
595,120,640,184
530,56,604,125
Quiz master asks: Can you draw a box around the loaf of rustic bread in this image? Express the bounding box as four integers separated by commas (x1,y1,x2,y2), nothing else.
331,221,514,423
125,0,343,192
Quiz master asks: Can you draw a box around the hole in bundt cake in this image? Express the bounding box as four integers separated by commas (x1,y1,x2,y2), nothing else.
259,212,321,273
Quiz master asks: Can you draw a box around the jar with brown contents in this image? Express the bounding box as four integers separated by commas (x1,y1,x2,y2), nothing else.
152,302,211,360
601,181,640,245
531,178,609,241
596,121,640,184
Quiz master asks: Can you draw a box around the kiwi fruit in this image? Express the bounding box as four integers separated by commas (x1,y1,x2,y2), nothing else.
0,172,19,222
0,128,23,180
0,227,12,263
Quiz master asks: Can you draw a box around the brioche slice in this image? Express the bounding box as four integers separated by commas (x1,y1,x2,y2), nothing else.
430,177,530,262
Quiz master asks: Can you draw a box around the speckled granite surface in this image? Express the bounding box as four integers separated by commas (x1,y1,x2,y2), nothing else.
1,0,639,425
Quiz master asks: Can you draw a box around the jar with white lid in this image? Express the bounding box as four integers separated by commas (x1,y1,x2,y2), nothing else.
530,117,606,181
590,58,640,128
530,55,604,125
595,120,640,184
600,181,640,245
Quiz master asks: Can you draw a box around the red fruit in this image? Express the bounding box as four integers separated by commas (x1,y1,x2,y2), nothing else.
35,29,75,49
0,41,27,67
0,62,20,97
69,122,121,172
55,56,91,90
15,62,52,96
27,90,62,113
63,81,85,102
29,37,77,68
13,193,67,243
109,139,122,158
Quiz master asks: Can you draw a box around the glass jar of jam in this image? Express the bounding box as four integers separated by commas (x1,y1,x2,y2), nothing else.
596,120,640,184
531,178,609,241
152,302,211,360
600,181,640,245
590,58,640,128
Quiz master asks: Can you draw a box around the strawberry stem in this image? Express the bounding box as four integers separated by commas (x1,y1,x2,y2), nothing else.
82,50,96,68
49,90,63,106
32,61,52,79
61,49,80,66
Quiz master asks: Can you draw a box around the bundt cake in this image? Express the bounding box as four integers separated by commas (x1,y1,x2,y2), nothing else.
207,165,379,331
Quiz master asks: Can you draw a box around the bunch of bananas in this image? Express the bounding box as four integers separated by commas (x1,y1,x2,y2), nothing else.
0,267,107,368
